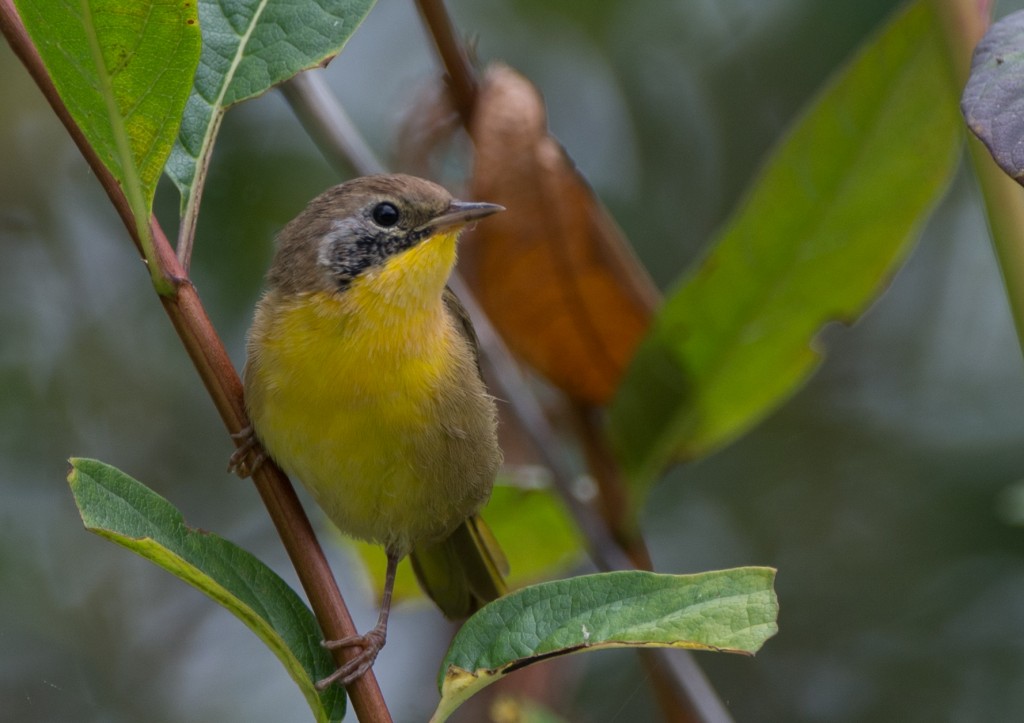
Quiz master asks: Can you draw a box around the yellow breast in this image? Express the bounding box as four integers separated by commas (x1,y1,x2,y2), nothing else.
243,232,498,553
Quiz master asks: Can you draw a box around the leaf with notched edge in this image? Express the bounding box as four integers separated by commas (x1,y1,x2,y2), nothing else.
610,0,962,498
429,568,778,722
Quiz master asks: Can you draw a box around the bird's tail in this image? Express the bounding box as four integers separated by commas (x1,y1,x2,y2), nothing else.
410,514,509,619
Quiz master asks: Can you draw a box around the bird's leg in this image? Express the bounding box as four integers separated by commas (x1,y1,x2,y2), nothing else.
227,424,268,478
315,548,400,689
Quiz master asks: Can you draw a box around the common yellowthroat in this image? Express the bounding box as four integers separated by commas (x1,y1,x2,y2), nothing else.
240,174,507,686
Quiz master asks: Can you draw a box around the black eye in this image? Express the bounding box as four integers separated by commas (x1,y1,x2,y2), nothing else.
372,202,400,227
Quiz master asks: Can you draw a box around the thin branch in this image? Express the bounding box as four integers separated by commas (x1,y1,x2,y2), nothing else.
175,106,225,273
279,71,386,177
641,648,735,723
411,0,654,570
410,3,734,721
280,72,633,573
966,135,1024,360
0,4,391,721
572,403,653,570
447,274,635,573
412,0,478,123
280,37,731,723
932,0,1024,360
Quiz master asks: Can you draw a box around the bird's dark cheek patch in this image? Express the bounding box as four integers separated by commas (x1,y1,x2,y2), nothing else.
322,227,416,290
327,253,373,290
405,226,432,246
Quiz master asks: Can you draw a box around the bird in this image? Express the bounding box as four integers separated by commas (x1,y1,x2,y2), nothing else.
236,174,507,687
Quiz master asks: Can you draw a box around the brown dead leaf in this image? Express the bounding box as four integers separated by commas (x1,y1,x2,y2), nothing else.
394,81,462,179
461,63,659,405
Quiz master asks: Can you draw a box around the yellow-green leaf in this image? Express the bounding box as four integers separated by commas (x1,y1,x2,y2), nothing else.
351,483,583,605
15,0,200,217
67,458,345,723
609,1,961,500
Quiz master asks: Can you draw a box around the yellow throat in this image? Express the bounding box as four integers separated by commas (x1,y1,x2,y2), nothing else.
242,174,506,628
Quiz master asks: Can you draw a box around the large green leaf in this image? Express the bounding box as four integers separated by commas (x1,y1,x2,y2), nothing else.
962,9,1024,184
350,482,584,605
166,0,376,238
609,0,961,495
15,0,200,282
429,568,778,722
67,458,345,723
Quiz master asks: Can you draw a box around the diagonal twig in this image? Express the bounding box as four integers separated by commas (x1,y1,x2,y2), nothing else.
281,68,633,574
279,27,731,720
0,4,392,721
411,2,734,721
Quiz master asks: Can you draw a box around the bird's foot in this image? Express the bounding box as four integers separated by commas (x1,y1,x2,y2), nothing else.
315,626,388,689
227,424,267,478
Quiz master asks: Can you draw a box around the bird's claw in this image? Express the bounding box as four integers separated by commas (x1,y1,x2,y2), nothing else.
315,628,387,689
227,424,268,478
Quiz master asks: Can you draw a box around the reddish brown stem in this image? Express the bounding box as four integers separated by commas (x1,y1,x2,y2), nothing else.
413,4,733,722
413,0,478,124
573,409,716,723
413,0,654,573
0,4,390,720
572,404,654,571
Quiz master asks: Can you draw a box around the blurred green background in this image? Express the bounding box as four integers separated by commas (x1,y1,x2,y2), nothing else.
4,1,1024,720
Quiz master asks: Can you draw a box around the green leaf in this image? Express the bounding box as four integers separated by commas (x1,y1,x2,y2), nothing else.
962,9,1024,184
996,480,1024,527
483,482,584,586
350,482,584,606
15,0,199,209
15,0,201,288
430,568,778,722
67,458,345,723
609,0,961,495
166,0,376,240
489,696,569,723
